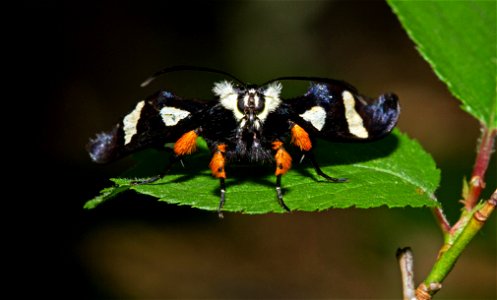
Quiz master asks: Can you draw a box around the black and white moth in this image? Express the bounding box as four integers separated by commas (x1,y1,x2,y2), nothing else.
88,66,400,217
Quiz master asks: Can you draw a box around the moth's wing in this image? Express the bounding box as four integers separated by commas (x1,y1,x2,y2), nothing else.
286,80,399,141
87,90,209,163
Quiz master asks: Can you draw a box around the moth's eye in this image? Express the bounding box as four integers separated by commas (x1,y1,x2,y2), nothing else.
237,92,247,112
255,93,265,111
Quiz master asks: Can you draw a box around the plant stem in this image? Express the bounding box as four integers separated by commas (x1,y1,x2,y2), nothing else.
449,127,495,236
397,247,416,300
414,126,496,299
417,191,497,298
464,127,496,211
431,207,451,237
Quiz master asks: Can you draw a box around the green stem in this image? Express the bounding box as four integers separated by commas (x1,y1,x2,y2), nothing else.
427,198,495,282
417,191,497,298
415,126,496,299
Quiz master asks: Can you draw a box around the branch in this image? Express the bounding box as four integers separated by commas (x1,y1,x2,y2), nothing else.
431,127,495,238
397,247,416,300
416,189,497,299
406,126,496,299
464,127,496,210
431,207,451,236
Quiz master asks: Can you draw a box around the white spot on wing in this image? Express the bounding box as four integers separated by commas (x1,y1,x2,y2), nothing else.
123,100,145,145
213,81,244,120
258,82,282,122
300,106,326,131
160,106,190,126
342,91,369,138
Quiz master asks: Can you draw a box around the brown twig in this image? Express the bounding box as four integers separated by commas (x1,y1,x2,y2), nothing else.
397,247,416,300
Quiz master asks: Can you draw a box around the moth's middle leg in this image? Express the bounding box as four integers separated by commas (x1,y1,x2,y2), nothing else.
209,143,227,218
272,140,292,212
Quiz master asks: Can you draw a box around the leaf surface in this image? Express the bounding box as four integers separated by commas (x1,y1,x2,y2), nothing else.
388,1,497,128
85,131,440,214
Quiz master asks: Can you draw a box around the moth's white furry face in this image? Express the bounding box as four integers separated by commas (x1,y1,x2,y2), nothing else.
213,81,282,127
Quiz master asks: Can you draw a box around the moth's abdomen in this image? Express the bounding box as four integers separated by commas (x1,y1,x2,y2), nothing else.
87,125,123,164
361,93,399,139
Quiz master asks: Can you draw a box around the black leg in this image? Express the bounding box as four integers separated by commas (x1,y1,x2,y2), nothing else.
276,175,291,212
217,178,226,218
307,152,347,183
131,174,162,185
131,154,181,185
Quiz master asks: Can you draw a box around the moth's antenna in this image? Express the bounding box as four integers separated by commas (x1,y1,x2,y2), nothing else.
262,76,358,93
140,65,246,87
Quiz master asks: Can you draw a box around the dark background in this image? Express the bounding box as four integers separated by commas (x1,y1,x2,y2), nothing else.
15,1,495,298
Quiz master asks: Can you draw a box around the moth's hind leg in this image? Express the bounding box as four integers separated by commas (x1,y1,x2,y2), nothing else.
130,153,182,185
289,122,346,183
132,130,199,185
305,151,347,183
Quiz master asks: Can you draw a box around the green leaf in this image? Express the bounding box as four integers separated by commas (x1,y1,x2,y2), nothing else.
387,1,497,129
83,184,130,209
84,131,440,214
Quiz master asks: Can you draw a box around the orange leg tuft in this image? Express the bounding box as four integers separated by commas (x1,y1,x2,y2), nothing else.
290,124,312,152
209,144,227,179
272,141,292,176
174,130,198,156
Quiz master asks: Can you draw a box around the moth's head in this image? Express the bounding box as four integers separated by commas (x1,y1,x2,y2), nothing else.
213,81,282,121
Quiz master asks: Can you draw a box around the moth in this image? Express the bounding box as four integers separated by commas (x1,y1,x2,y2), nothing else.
88,66,400,217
